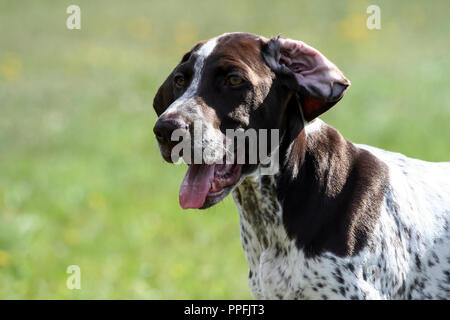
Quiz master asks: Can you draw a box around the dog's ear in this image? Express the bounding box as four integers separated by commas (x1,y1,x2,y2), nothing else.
262,36,350,122
153,41,205,116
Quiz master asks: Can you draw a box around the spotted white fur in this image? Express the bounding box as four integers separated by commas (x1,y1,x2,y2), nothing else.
304,118,324,135
233,123,450,300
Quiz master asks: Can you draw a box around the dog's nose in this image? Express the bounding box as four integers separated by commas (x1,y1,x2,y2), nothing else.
153,118,188,144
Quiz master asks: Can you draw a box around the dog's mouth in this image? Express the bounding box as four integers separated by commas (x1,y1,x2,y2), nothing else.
179,163,242,209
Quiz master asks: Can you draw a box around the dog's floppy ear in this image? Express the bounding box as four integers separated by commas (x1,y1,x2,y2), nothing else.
262,36,350,122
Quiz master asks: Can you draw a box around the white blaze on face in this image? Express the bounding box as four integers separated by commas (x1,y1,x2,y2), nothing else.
163,34,232,166
161,36,220,119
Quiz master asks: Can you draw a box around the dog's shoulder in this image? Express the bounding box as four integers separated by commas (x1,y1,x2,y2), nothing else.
277,120,390,258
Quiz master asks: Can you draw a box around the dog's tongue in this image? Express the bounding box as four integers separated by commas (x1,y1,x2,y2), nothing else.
179,164,215,209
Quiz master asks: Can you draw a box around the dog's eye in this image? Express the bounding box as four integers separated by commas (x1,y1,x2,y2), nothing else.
174,75,186,88
227,75,244,86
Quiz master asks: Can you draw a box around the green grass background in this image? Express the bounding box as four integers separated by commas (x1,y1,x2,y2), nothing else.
0,0,449,299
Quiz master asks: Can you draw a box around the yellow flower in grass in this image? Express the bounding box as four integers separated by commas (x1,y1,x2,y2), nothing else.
85,45,107,68
1,55,22,82
0,250,11,267
339,14,369,42
169,263,186,279
63,228,81,245
87,192,106,211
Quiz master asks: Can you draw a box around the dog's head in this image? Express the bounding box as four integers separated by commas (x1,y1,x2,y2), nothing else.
153,32,350,210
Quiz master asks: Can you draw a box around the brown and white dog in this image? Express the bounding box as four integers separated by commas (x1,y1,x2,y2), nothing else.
153,32,450,299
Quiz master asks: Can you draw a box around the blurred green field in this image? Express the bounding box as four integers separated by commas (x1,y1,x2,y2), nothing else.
0,0,449,299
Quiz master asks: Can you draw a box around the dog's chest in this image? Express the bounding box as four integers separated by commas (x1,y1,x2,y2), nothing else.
231,174,339,299
232,174,387,300
232,174,294,299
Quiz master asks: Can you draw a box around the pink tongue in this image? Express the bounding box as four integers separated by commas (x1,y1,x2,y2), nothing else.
179,164,215,209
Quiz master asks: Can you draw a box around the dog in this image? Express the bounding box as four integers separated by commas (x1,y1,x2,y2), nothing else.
152,32,450,299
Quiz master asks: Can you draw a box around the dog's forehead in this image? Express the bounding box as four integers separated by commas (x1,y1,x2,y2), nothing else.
213,32,263,52
191,33,268,70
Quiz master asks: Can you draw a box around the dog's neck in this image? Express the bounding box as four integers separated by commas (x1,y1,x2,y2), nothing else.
235,118,389,258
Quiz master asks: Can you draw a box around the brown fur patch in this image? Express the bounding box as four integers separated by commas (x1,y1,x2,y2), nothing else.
277,123,389,257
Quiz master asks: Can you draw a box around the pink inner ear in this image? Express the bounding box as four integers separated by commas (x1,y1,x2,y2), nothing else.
278,38,349,101
277,38,350,121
